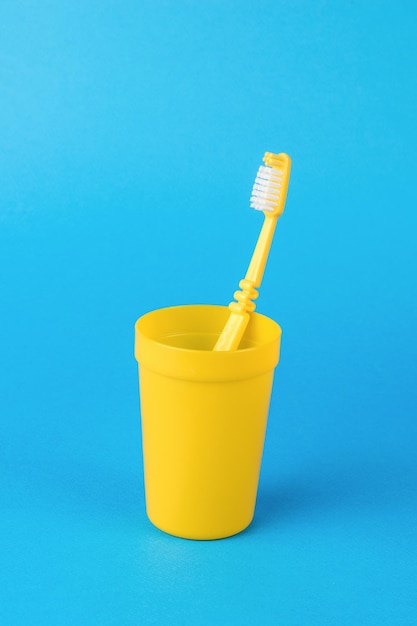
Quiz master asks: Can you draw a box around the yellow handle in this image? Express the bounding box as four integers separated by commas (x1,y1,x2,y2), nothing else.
211,309,250,352
246,213,278,287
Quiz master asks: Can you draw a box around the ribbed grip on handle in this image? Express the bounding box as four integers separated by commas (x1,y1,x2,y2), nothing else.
213,279,258,351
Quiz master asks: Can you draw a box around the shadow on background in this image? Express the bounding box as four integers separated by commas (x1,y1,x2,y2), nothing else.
253,452,416,531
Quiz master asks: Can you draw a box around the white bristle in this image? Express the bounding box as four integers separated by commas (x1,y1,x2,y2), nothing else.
250,165,282,212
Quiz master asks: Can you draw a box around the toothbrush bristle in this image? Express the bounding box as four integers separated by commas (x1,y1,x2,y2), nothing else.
250,165,284,213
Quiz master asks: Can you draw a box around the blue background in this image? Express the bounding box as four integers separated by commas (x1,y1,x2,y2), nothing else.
1,1,416,624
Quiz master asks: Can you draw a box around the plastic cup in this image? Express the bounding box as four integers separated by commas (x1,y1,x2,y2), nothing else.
134,304,282,540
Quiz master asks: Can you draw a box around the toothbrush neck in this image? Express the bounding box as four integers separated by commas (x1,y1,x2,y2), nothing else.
245,215,278,288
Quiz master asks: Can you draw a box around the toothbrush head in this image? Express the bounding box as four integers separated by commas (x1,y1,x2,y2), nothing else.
250,152,291,217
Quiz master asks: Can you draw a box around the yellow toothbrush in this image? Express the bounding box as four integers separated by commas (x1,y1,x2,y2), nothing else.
213,152,291,351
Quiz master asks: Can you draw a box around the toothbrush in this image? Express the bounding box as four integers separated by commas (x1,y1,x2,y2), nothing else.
213,152,291,352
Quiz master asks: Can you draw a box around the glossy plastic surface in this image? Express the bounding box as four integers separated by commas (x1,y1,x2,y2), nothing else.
135,305,282,540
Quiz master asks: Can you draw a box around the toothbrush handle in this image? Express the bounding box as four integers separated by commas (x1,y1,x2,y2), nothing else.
212,310,250,351
213,214,279,352
245,214,278,287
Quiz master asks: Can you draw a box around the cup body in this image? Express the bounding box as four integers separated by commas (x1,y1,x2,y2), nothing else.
134,305,282,540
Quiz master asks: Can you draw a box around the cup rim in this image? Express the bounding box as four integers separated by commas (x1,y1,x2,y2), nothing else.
134,304,282,382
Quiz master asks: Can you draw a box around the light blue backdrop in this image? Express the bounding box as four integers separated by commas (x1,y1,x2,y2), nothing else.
1,1,416,624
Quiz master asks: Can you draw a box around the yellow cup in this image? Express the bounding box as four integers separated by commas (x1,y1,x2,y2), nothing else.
134,304,282,540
